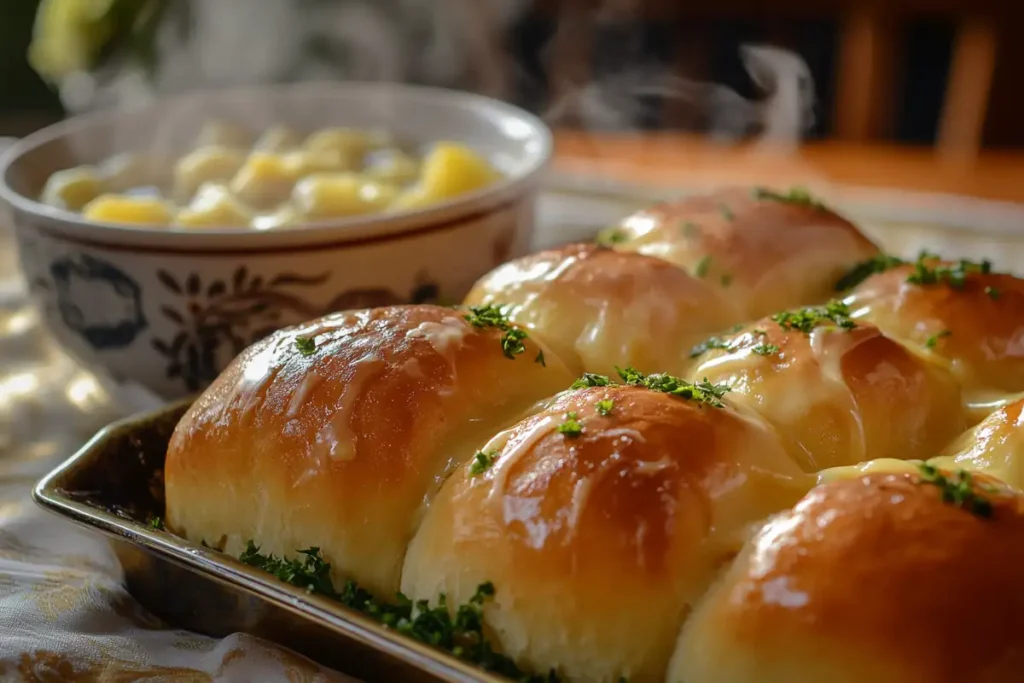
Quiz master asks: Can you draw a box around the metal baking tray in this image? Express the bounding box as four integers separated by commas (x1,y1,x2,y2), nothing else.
32,400,500,683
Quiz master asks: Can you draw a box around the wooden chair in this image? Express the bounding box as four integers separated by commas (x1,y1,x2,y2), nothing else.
529,0,1011,157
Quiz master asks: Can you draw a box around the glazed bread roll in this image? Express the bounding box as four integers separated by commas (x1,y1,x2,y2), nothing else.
464,243,742,377
607,187,880,319
401,381,813,683
164,305,577,598
669,471,1024,683
929,396,1024,490
687,302,964,472
844,254,1024,421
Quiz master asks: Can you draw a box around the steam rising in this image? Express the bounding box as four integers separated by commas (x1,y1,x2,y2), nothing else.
61,0,815,148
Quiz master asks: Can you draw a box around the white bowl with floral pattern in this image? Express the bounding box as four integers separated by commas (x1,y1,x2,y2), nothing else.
0,83,551,399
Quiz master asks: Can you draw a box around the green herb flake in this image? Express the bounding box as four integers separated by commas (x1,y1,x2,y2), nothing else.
694,255,712,278
596,227,628,246
905,252,993,290
596,399,615,416
463,304,531,361
916,463,993,518
718,203,735,221
985,286,1001,300
752,186,827,211
558,411,584,438
240,542,557,681
689,335,733,358
925,330,952,349
616,366,730,408
469,450,498,476
834,254,907,292
771,300,857,335
720,273,733,287
295,336,317,356
681,221,699,238
752,343,780,356
570,373,612,389
148,516,164,530
535,350,546,367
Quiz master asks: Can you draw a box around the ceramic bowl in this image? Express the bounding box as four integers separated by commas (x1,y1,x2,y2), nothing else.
0,83,551,400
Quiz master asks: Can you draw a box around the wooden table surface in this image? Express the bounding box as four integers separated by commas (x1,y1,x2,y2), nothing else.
552,131,1024,205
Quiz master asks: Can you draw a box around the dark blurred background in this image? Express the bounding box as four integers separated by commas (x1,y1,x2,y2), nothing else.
2,0,1022,149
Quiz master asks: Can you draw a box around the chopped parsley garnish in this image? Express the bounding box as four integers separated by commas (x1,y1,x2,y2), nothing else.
596,399,614,416
240,542,338,596
905,252,992,289
295,336,317,356
752,186,827,211
570,373,612,389
535,350,546,367
752,343,780,356
916,464,993,518
689,335,733,358
240,542,557,681
985,286,1001,300
925,330,951,349
771,300,856,334
148,516,164,530
469,450,498,476
558,412,583,437
694,255,712,278
681,221,699,238
617,366,730,408
596,227,628,246
834,254,907,291
720,273,733,287
464,304,530,361
718,203,735,221
691,328,779,359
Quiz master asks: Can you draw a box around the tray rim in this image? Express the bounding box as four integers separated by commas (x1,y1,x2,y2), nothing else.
31,400,503,683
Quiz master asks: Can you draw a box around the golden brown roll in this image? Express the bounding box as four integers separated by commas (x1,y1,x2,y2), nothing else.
687,302,964,472
930,396,1024,490
606,187,880,319
669,470,1024,683
400,380,813,682
463,243,742,378
845,255,1024,421
164,304,577,598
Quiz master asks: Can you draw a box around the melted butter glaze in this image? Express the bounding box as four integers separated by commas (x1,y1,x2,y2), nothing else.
671,473,1024,683
165,304,579,597
611,187,880,319
931,396,1024,490
459,386,810,578
689,318,964,472
465,242,740,378
847,264,1024,421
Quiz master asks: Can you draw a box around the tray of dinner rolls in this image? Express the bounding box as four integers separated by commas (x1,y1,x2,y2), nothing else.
35,186,1024,683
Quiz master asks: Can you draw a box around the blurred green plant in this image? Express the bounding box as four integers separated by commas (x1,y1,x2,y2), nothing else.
28,0,170,84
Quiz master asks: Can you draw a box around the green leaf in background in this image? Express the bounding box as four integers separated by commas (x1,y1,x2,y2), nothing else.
27,0,171,84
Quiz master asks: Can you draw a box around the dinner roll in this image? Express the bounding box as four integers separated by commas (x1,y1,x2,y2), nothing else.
844,254,1024,422
606,187,880,319
164,304,577,598
930,396,1024,490
687,301,964,471
669,471,1024,683
464,243,743,378
401,380,813,683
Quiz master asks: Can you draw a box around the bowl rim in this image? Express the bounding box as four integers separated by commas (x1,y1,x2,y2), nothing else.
0,82,552,250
